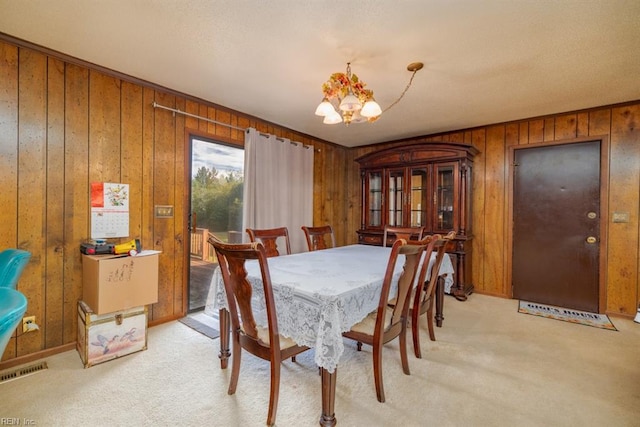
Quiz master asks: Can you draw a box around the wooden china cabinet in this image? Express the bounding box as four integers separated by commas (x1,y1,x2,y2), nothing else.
356,142,479,301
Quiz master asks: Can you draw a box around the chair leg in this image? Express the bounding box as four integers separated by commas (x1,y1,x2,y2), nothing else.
399,320,410,376
266,360,281,426
412,305,422,359
228,336,242,395
427,302,436,342
372,343,385,403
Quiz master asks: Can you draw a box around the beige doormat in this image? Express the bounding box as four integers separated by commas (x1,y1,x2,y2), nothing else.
518,300,617,331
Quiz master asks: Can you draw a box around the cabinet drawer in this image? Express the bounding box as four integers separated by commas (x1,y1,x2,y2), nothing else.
358,234,383,245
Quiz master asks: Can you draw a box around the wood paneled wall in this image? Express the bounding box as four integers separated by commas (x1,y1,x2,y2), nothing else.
0,38,348,365
2,34,638,367
347,104,640,319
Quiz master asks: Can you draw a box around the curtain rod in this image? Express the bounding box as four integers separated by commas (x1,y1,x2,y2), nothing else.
152,102,319,152
152,102,246,131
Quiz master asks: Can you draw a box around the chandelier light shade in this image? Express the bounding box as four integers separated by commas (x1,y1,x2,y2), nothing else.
361,99,382,117
323,110,343,124
338,92,363,112
315,61,423,125
314,98,335,116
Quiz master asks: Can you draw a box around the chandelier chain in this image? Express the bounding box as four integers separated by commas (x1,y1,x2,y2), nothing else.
345,63,354,93
382,69,419,114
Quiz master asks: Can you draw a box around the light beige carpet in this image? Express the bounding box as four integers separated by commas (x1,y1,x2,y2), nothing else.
1,294,639,426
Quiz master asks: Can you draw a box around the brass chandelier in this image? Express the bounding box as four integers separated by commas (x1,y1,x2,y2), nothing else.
315,61,424,125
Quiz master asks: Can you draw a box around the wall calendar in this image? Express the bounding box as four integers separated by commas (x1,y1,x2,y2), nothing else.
90,182,130,239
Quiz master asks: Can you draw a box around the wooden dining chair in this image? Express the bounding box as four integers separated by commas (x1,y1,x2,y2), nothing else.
301,225,336,251
209,235,310,427
342,238,428,403
382,225,425,247
246,227,292,257
409,231,456,359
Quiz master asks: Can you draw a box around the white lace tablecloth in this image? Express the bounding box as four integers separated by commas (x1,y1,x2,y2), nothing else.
205,244,454,373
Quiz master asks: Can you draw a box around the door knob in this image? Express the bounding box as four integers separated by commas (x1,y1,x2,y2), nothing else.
586,236,597,244
587,211,597,219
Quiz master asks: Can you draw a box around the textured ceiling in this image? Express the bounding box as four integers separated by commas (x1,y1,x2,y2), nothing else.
1,0,639,147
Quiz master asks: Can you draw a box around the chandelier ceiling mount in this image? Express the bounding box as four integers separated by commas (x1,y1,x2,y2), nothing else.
315,61,424,126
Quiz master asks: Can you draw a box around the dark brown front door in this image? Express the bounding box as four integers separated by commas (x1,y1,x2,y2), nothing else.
512,140,601,312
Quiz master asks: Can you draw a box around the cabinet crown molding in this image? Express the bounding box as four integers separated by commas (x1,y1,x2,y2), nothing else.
355,142,479,168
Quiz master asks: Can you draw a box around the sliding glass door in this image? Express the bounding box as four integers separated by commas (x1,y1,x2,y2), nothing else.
188,135,244,312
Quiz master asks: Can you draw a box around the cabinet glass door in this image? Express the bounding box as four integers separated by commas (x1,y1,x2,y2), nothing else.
410,168,429,227
435,163,456,231
387,169,405,226
367,171,383,227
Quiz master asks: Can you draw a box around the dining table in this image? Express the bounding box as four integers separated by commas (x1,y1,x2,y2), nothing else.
206,243,454,426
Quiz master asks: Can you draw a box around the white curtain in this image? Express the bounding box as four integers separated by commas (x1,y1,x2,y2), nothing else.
243,128,314,253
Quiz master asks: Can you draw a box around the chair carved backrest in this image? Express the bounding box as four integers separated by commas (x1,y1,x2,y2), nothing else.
412,234,444,305
409,231,455,358
382,226,425,247
246,227,291,258
420,231,456,308
301,225,335,251
382,238,430,329
211,236,278,347
0,249,32,289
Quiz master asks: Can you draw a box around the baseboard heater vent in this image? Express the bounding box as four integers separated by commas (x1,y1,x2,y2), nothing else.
0,361,48,384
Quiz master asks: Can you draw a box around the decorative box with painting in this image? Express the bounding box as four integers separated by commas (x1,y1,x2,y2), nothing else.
76,300,147,368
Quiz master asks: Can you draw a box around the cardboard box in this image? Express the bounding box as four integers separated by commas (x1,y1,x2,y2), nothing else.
82,251,159,314
77,300,147,368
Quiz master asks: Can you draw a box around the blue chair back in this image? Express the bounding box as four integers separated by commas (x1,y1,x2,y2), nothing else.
0,288,28,357
0,249,30,357
0,249,32,289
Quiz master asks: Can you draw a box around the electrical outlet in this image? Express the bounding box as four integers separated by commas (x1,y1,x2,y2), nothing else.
22,316,36,333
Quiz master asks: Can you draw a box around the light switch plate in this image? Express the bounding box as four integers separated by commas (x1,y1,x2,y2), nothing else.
612,212,629,223
155,205,174,218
